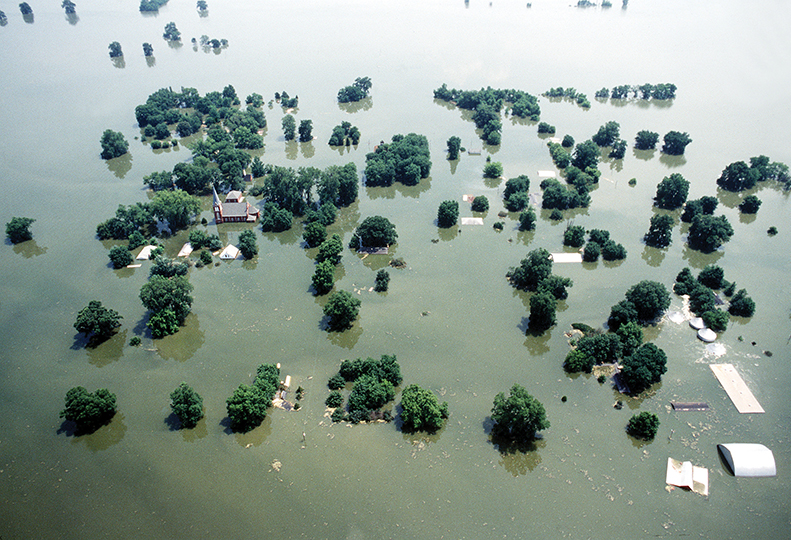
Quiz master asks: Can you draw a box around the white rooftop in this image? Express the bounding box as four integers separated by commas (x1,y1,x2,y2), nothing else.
718,443,776,477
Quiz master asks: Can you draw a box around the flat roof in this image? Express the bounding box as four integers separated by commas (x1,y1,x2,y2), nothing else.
709,364,764,413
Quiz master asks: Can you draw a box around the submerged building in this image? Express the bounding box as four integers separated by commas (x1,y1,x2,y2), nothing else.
213,185,259,224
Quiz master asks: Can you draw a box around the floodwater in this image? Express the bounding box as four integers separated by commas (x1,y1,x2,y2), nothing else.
1,0,790,538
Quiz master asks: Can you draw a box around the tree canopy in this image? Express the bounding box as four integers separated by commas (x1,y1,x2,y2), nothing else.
350,216,397,249
237,230,258,259
337,77,372,103
654,173,689,210
100,129,129,159
400,384,449,433
60,387,117,435
490,384,550,443
149,190,201,231
507,248,553,291
323,290,361,331
364,133,431,186
226,384,269,433
661,131,692,155
634,130,659,150
643,214,674,248
139,275,194,338
591,121,620,147
5,217,35,244
687,214,734,253
170,383,203,429
437,200,459,228
626,411,659,440
619,343,668,394
625,280,670,321
74,301,122,340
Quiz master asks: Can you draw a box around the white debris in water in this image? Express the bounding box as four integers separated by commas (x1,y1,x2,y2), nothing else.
705,342,727,357
666,311,685,324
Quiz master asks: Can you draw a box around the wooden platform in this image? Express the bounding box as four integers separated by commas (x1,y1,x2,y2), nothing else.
671,401,710,412
709,364,764,413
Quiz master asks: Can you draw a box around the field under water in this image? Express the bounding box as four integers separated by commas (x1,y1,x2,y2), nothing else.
0,0,789,538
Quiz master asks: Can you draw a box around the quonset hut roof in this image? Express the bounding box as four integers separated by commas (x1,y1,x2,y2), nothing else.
717,443,776,477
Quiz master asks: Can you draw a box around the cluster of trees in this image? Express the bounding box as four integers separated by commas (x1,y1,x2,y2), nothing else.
311,233,343,294
506,248,574,331
433,84,540,145
0,10,7,24
607,280,670,331
483,161,503,179
187,229,222,266
503,175,530,212
596,83,677,100
471,195,489,213
96,202,156,241
547,142,570,169
337,77,372,103
60,387,117,435
326,355,401,423
716,156,790,192
581,228,626,262
688,214,734,253
349,215,398,250
400,384,449,433
226,364,280,433
275,90,298,109
542,87,590,108
196,0,207,11
62,0,76,14
170,383,203,429
643,214,674,248
140,0,168,12
591,121,627,158
674,265,754,325
374,269,390,292
237,230,257,259
5,217,35,244
195,35,228,50
537,122,556,134
540,178,590,211
681,195,717,223
634,130,659,150
364,133,431,186
139,266,194,338
328,121,360,146
19,2,33,15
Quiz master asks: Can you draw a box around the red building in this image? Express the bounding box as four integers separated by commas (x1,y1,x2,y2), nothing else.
213,185,259,224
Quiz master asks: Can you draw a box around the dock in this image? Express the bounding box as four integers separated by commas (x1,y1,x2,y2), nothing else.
709,364,764,413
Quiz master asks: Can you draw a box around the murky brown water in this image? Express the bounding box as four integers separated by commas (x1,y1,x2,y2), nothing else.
1,0,789,538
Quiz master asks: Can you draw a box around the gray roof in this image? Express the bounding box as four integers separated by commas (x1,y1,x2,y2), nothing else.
222,202,249,217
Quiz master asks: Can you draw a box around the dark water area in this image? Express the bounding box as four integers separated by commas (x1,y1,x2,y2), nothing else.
0,0,789,538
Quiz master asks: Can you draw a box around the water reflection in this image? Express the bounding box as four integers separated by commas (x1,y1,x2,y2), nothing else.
23,13,33,23
448,159,458,175
300,141,315,159
86,329,127,367
60,413,128,452
146,56,156,68
221,415,273,447
12,240,46,258
522,327,552,355
66,13,78,25
641,245,667,268
106,152,132,178
337,97,372,114
681,244,724,268
515,230,535,246
659,153,687,168
496,438,545,476
167,40,183,50
326,323,362,349
285,141,298,160
632,148,656,161
111,57,125,69
155,313,205,362
181,415,209,442
738,212,757,225
715,187,742,209
437,226,459,242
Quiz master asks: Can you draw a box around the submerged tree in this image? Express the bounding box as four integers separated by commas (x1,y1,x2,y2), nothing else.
643,214,674,248
170,383,203,428
437,200,459,228
163,22,181,41
143,42,154,57
74,300,122,340
400,384,449,433
447,136,461,160
490,384,550,444
661,131,692,155
62,0,76,14
60,387,117,434
323,290,361,331
5,217,35,244
626,412,659,440
108,42,123,58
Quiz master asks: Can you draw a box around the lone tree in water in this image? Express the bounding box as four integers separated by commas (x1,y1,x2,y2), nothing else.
298,119,313,142
350,216,397,249
60,387,117,435
323,290,361,331
143,42,154,57
626,411,659,440
446,136,461,160
653,173,689,210
661,131,692,155
100,129,128,159
163,22,181,41
5,217,35,244
437,200,459,228
400,384,449,433
62,0,76,14
170,383,203,429
282,115,296,141
108,42,123,58
490,384,550,444
74,300,122,341
687,214,734,253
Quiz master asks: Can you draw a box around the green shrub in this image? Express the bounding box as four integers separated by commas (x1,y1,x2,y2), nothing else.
471,196,489,212
626,411,659,440
325,391,344,408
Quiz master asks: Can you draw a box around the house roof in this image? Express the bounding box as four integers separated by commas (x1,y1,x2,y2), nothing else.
222,202,249,217
226,190,244,202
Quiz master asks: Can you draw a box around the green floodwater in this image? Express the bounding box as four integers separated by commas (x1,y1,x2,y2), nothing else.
1,0,790,538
